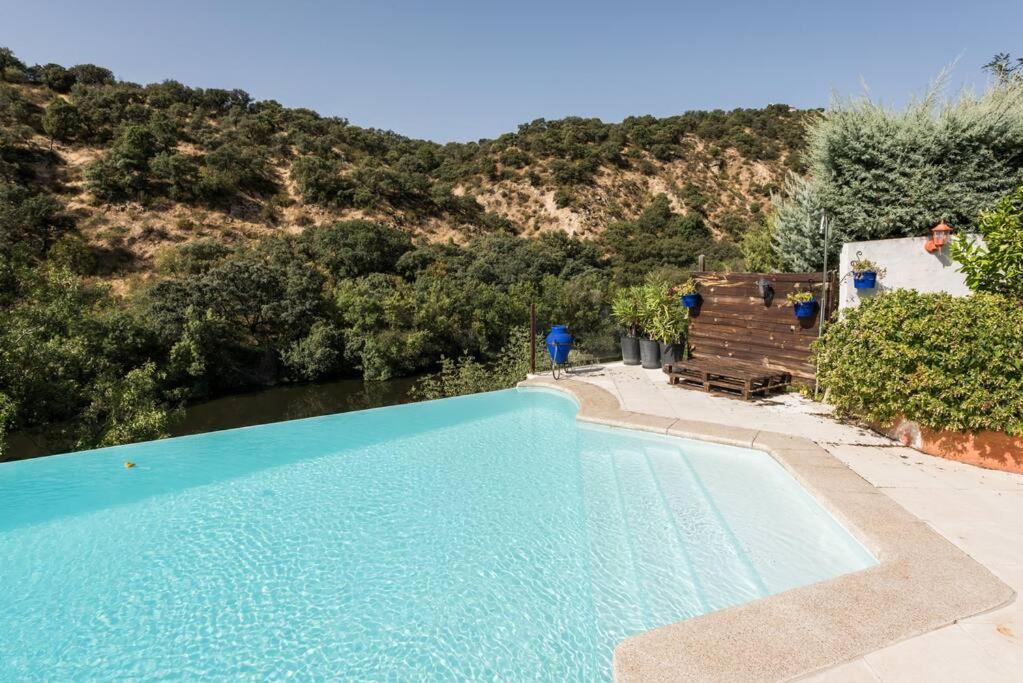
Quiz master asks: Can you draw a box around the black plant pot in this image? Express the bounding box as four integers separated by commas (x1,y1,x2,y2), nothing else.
639,338,661,369
659,342,684,366
620,334,641,365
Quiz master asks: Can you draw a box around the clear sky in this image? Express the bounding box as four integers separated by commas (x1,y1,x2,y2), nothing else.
2,0,1019,142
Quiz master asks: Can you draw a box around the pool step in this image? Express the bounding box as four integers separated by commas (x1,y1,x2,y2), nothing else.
608,447,706,620
642,445,767,609
578,442,770,639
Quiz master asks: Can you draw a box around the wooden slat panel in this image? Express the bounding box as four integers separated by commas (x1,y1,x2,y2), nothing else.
686,271,834,383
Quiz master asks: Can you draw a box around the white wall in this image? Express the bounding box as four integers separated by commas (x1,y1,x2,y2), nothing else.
837,236,981,311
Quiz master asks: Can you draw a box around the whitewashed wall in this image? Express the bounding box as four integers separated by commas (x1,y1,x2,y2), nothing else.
837,236,982,311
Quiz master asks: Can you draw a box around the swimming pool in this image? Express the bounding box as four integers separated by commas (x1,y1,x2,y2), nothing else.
0,388,875,680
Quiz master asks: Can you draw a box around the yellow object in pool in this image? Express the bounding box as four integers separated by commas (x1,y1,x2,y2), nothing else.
124,461,136,469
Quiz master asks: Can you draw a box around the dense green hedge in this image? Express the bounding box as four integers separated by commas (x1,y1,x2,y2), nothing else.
815,290,1023,436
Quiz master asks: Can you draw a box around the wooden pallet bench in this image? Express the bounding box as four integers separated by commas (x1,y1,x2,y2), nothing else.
663,358,792,400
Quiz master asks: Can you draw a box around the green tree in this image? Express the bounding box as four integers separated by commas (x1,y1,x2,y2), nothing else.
68,63,114,86
411,328,533,400
952,184,1023,298
0,183,73,257
41,100,81,146
984,53,1023,85
0,47,26,81
76,362,171,449
85,124,159,201
0,391,14,458
773,77,1023,270
739,215,781,272
35,63,76,92
771,173,827,271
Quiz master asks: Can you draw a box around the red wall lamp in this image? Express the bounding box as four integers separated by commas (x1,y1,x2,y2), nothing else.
924,221,953,253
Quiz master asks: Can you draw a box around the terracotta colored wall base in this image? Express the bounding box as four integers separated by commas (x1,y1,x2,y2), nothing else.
882,418,1023,474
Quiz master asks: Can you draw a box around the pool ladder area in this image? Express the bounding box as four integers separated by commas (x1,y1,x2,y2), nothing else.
580,444,769,626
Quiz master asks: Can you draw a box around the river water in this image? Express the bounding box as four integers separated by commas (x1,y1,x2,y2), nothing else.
3,376,419,462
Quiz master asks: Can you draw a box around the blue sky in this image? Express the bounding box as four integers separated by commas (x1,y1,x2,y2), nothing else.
2,1,1019,142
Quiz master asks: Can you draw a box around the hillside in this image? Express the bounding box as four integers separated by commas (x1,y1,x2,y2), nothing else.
0,47,816,456
1,52,810,286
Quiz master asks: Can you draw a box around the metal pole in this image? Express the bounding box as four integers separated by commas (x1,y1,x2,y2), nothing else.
529,302,536,375
815,212,829,399
698,254,706,272
820,212,829,316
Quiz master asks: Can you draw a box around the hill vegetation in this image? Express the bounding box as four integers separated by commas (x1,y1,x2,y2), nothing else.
0,47,808,283
0,47,810,456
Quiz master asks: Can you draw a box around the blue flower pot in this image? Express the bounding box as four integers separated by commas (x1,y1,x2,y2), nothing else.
681,293,700,309
853,271,877,289
794,300,817,319
545,325,573,365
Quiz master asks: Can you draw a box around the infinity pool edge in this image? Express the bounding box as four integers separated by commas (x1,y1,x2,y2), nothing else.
517,377,1016,682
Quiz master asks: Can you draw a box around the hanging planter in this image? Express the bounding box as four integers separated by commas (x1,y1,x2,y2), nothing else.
671,278,700,310
850,256,885,291
787,291,817,319
853,271,877,289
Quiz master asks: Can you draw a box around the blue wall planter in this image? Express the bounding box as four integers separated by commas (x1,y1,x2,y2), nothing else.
793,300,817,319
853,271,877,290
681,293,700,309
545,325,573,364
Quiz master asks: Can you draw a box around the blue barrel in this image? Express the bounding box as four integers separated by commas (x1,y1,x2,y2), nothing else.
545,325,573,364
853,271,877,289
681,293,700,309
794,300,817,319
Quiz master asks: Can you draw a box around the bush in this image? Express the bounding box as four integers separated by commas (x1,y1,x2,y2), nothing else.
85,124,159,201
411,328,532,400
41,100,81,143
815,290,1023,435
773,79,1023,269
952,183,1023,299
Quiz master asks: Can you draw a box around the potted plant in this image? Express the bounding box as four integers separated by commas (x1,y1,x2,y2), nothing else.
850,258,885,290
637,283,665,369
787,291,817,319
611,287,643,365
672,279,700,309
647,298,688,366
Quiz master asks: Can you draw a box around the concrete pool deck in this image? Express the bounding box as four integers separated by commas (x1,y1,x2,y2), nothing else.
521,362,1023,681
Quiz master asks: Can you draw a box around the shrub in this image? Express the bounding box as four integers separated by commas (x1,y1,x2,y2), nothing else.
410,328,532,400
41,100,81,143
952,183,1023,299
611,286,644,336
85,124,159,201
815,290,1023,435
739,217,781,272
0,390,14,457
773,79,1023,269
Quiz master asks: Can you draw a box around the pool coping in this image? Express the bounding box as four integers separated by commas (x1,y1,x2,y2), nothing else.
518,377,1016,682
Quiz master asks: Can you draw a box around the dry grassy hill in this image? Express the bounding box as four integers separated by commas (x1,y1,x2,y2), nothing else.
2,55,811,290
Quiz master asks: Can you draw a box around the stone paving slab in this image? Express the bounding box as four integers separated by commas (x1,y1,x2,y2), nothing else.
519,372,1016,682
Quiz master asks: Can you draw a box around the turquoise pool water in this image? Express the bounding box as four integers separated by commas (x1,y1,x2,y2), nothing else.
0,388,875,680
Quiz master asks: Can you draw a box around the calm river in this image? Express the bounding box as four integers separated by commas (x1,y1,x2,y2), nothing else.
3,376,419,462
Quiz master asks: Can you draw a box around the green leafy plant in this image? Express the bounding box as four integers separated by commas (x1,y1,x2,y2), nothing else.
646,298,688,345
815,290,1023,435
772,72,1023,270
670,278,698,297
952,183,1023,299
786,291,815,304
411,329,535,400
610,286,644,337
850,258,886,278
637,282,669,338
